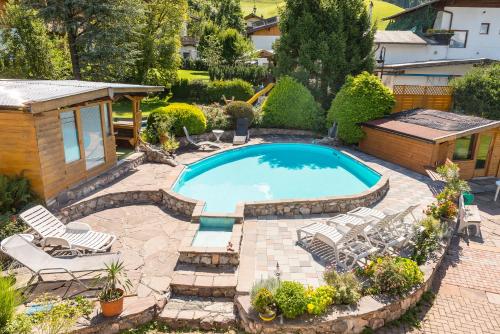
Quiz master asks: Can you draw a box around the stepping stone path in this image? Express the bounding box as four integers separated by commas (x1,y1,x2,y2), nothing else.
159,296,237,330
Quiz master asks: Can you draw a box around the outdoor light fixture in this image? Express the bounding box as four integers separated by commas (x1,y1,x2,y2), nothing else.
377,46,387,79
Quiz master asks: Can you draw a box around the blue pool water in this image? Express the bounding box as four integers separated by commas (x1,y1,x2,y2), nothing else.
174,143,381,213
192,217,234,247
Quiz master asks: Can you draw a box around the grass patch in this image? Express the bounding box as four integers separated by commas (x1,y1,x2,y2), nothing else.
113,97,169,119
177,69,210,81
116,147,134,161
241,0,403,29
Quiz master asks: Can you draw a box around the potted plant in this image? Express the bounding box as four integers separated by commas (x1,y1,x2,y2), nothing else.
251,288,276,321
97,261,132,317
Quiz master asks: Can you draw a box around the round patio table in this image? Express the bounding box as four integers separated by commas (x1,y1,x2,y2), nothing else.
212,129,224,142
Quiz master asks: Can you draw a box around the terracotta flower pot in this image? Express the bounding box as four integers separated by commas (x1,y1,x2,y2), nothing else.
100,289,124,317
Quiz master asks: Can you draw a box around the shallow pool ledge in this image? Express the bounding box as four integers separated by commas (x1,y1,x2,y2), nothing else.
242,174,389,217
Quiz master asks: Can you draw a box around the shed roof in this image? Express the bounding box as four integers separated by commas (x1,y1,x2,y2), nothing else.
362,109,500,143
374,31,428,45
0,79,163,113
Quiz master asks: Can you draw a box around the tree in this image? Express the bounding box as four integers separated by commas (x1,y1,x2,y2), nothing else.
23,0,141,81
135,0,188,86
275,0,375,107
0,1,69,79
450,64,500,120
327,72,394,144
204,0,245,33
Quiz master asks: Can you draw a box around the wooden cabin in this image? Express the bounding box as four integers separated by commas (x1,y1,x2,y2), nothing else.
360,109,500,180
0,80,162,202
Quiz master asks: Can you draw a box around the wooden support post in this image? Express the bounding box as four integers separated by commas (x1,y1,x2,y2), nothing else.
125,95,144,148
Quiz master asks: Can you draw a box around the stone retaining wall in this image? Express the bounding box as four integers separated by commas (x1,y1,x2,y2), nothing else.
51,153,146,209
244,175,389,217
235,236,452,334
59,189,199,222
177,128,321,148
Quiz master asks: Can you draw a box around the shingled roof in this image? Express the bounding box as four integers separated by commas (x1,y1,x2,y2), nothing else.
362,109,500,143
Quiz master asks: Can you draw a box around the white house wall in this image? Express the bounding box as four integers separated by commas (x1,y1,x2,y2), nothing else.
251,35,279,51
378,44,449,65
442,7,500,60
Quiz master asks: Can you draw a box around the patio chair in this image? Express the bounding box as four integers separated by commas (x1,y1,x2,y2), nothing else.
458,194,481,237
347,206,386,220
297,221,377,269
19,205,116,253
233,118,250,145
0,234,120,289
183,126,222,150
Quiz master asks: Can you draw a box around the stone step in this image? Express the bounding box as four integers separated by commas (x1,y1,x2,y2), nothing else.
170,264,237,298
158,295,237,331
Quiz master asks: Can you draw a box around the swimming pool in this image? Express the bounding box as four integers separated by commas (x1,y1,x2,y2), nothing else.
173,143,381,213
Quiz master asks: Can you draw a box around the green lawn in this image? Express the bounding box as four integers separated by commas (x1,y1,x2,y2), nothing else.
177,69,210,81
112,97,169,119
241,0,403,29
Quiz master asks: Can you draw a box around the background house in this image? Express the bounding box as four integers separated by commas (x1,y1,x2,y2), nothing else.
360,109,500,179
375,0,499,87
0,80,162,203
246,15,280,65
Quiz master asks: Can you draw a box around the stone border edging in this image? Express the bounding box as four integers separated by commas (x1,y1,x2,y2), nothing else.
235,236,452,334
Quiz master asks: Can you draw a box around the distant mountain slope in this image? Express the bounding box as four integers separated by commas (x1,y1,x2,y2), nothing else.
241,0,403,29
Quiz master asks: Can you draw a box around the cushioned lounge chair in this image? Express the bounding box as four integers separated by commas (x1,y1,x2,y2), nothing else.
233,118,250,145
20,205,116,253
183,126,222,150
1,234,120,289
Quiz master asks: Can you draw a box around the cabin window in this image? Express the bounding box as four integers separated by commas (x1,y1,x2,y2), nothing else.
60,111,81,163
480,23,490,35
453,135,475,160
449,30,468,48
103,103,111,136
475,134,493,169
80,105,105,170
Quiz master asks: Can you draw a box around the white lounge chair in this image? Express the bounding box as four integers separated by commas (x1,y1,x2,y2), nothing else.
297,221,377,269
183,126,222,150
19,205,116,253
1,234,120,288
347,207,386,220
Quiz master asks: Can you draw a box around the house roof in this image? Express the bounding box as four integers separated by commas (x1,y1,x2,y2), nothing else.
374,31,428,45
380,58,494,69
244,13,262,20
361,109,500,143
0,79,163,113
181,36,198,47
247,16,279,34
383,0,441,21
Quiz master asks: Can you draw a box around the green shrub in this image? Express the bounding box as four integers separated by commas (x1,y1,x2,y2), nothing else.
304,285,335,315
224,101,255,126
261,76,324,131
274,281,307,319
327,72,395,144
251,288,275,314
0,274,21,330
201,104,231,131
0,174,35,215
209,64,270,85
147,103,207,138
364,256,424,297
0,215,25,242
323,268,362,305
451,63,500,119
207,79,254,103
250,277,280,301
411,216,443,265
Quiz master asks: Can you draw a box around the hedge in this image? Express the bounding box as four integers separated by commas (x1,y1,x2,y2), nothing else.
209,65,270,85
327,72,395,144
170,79,254,104
261,76,324,131
451,63,500,120
146,103,206,139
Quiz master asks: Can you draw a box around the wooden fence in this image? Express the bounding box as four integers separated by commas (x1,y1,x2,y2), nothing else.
392,85,453,113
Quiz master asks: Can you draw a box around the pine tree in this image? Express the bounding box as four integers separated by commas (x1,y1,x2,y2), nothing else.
275,0,375,108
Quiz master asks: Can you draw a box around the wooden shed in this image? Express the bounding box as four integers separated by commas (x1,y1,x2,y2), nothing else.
0,80,162,202
360,109,500,179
